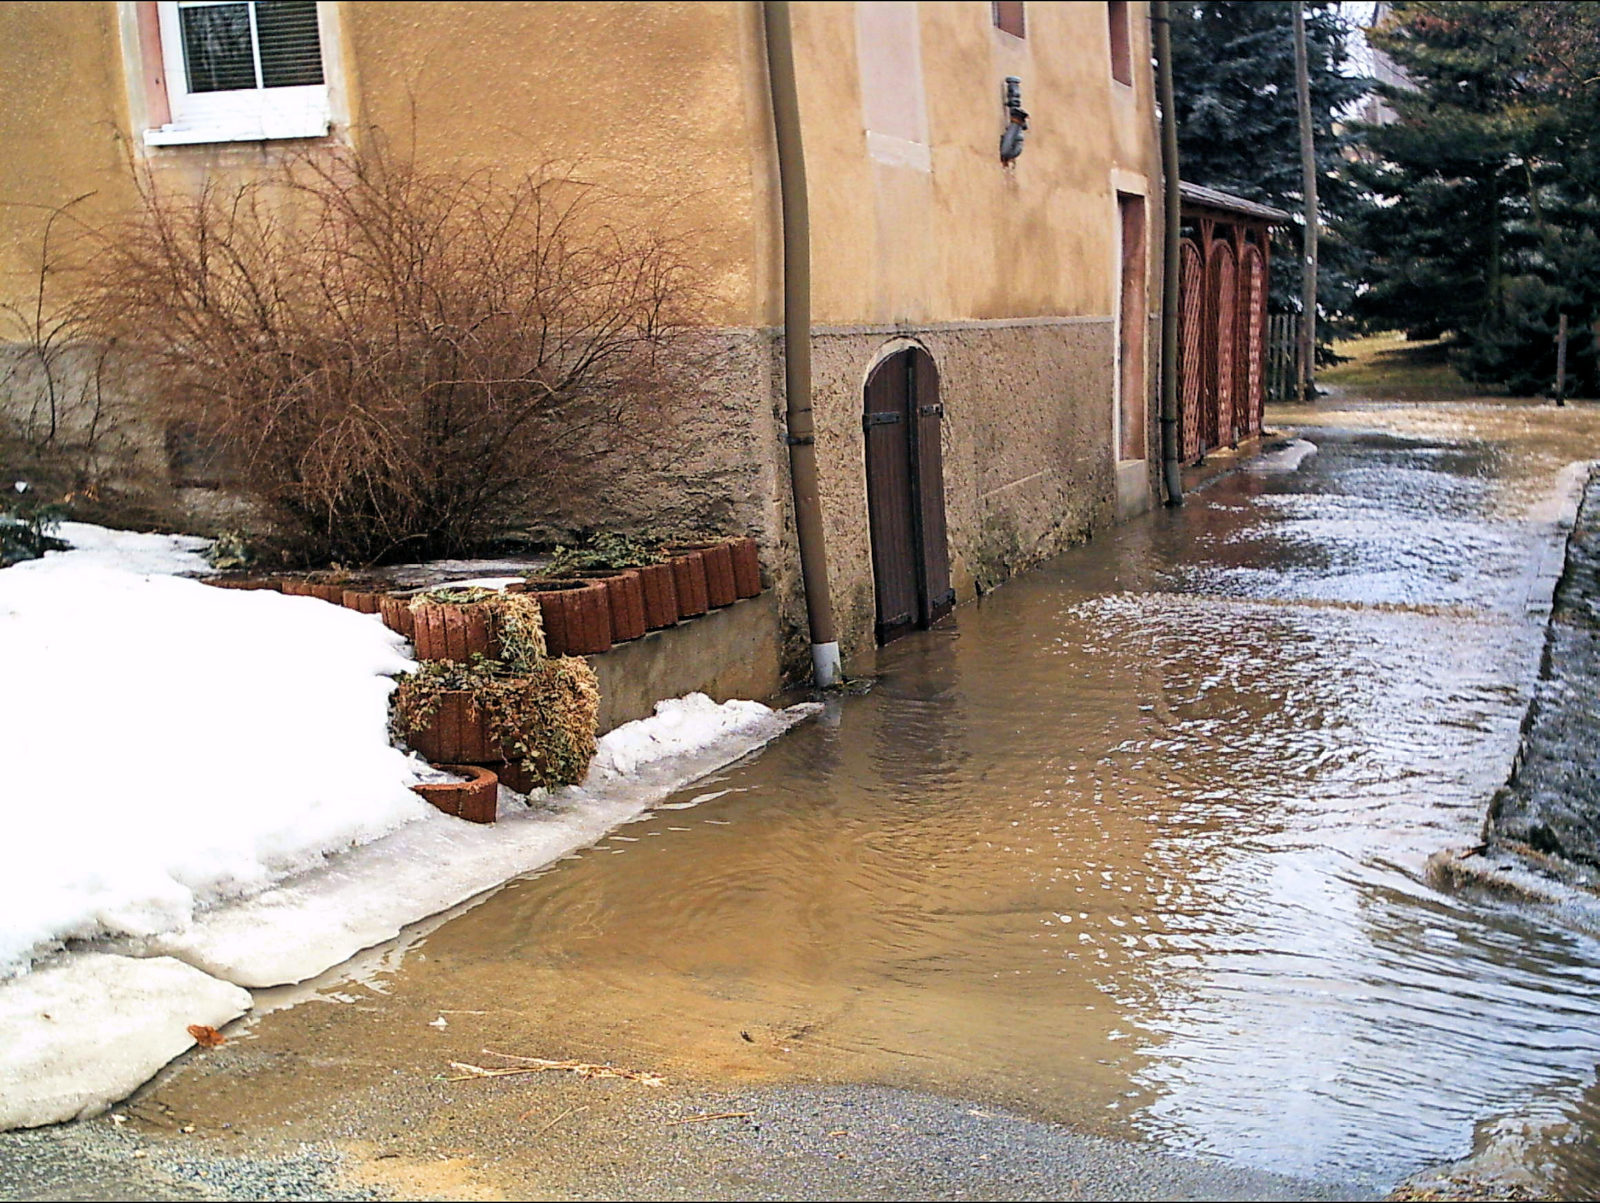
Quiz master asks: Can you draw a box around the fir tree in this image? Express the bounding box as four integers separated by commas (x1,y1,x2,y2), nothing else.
1168,1,1370,326
1350,1,1600,394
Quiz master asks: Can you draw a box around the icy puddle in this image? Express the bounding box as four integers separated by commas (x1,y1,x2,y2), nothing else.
162,402,1600,1196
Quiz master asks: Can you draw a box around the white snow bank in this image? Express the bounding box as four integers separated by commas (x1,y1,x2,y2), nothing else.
11,521,215,577
0,953,251,1129
591,693,783,778
0,527,428,977
1243,437,1318,474
117,693,819,987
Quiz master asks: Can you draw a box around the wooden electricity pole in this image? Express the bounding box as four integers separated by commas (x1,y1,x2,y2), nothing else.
1293,1,1318,401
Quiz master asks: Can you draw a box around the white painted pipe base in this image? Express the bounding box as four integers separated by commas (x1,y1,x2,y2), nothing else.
810,641,842,688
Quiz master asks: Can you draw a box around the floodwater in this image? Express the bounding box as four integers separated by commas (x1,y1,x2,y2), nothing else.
272,403,1600,1194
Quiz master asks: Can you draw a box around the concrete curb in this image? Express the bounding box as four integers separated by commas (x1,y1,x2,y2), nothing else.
1428,460,1600,913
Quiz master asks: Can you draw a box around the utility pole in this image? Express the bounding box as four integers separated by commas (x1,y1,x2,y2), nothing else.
1293,1,1318,401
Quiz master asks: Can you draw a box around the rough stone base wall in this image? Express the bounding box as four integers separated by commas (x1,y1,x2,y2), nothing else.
0,343,194,530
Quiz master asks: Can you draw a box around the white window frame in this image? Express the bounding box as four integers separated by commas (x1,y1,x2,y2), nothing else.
144,0,330,146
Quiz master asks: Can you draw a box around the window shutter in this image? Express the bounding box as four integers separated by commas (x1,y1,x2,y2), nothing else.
256,1,325,88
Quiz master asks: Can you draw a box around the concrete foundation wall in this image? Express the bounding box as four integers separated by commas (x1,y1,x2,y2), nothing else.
587,593,783,735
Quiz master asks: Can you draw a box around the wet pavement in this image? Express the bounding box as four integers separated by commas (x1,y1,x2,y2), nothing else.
10,399,1600,1201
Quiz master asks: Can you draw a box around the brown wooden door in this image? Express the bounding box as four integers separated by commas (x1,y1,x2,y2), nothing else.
1208,240,1238,448
1178,238,1205,463
864,347,952,644
1238,244,1267,435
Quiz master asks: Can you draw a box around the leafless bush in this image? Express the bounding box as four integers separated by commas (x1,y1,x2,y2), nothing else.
80,145,706,564
1,198,131,501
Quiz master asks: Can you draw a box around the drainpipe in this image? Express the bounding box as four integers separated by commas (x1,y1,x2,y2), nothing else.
763,0,842,686
1152,0,1184,505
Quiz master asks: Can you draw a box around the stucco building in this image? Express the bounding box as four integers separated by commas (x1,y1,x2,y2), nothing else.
0,1,1165,674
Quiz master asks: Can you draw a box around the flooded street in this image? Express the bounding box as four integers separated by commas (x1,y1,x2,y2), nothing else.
59,401,1600,1200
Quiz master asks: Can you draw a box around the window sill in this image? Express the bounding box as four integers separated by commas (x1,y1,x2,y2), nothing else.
144,117,330,147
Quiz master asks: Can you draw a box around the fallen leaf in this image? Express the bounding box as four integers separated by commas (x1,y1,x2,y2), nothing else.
187,1024,225,1048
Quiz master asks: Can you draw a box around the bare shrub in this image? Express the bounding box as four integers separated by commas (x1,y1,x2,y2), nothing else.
80,145,706,565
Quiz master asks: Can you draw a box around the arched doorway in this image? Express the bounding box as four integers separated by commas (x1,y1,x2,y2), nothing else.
1238,242,1268,436
1207,239,1239,448
862,345,952,645
1178,237,1206,462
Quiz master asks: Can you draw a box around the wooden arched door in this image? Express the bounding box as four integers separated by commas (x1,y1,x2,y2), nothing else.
1178,238,1206,462
1238,243,1268,436
1208,240,1239,448
863,346,952,645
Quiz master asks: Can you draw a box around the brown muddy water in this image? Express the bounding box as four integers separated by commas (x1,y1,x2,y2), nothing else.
187,403,1600,1196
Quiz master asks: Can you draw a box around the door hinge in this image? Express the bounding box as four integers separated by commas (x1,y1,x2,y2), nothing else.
863,411,902,428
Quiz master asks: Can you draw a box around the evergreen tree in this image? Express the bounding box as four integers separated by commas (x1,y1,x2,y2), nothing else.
1350,1,1600,394
1168,1,1369,327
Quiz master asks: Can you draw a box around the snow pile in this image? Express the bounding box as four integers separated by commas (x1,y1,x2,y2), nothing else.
591,693,781,778
0,528,427,977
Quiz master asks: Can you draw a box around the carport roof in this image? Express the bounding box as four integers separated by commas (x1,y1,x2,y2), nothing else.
1179,182,1292,224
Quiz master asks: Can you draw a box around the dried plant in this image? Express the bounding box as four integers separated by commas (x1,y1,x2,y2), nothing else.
80,143,706,564
392,655,599,790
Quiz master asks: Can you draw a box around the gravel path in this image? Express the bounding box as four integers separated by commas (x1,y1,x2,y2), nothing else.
0,1080,1364,1202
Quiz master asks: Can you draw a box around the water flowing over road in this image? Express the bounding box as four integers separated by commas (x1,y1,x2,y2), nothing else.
37,401,1600,1201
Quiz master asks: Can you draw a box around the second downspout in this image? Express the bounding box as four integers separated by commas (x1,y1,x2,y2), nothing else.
763,0,842,686
1152,0,1184,505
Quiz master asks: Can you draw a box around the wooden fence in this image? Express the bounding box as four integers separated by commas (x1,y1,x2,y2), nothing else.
1265,313,1302,403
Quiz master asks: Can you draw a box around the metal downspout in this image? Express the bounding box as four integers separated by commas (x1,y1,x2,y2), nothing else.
762,0,842,686
1152,0,1184,505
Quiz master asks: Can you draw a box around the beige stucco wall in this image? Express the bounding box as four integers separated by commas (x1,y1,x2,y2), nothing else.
0,2,775,325
794,1,1159,324
0,3,140,303
0,1,1164,677
334,1,778,329
781,2,1163,667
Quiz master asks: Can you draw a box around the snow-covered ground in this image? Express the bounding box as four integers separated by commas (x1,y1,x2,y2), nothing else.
0,523,814,1129
0,524,426,976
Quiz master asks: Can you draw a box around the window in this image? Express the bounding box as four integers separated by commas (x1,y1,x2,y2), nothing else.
144,0,330,145
1108,1,1133,86
993,2,1025,39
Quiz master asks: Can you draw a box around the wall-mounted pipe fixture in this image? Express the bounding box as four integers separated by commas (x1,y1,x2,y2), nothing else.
1152,1,1184,505
1000,76,1028,164
762,0,842,687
